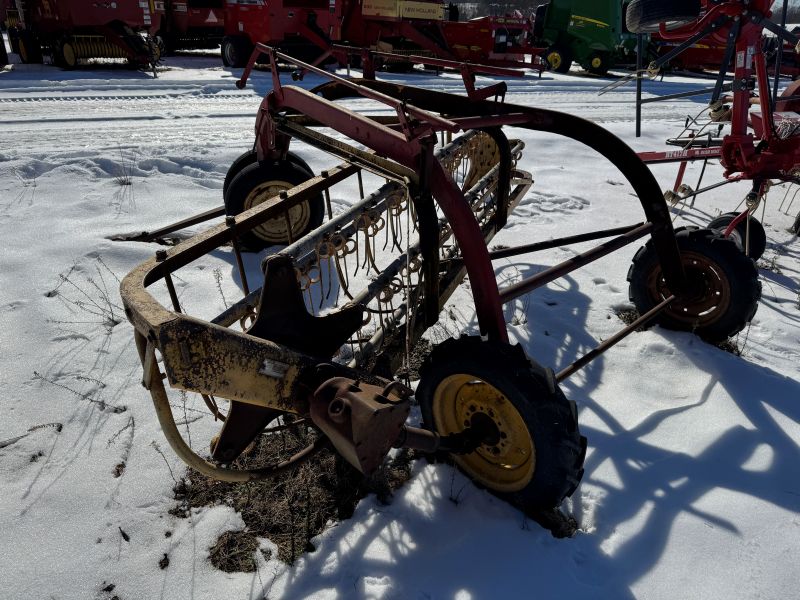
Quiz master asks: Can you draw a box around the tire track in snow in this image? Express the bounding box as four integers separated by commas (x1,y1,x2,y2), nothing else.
0,93,250,103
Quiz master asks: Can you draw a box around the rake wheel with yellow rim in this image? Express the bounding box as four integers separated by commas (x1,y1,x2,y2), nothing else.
224,159,325,250
223,150,314,199
417,336,586,511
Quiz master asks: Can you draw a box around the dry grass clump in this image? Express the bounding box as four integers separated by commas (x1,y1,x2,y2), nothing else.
171,418,415,570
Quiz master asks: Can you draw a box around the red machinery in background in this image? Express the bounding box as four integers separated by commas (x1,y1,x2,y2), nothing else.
649,0,800,78
630,0,800,253
3,0,161,68
220,0,543,72
154,0,225,55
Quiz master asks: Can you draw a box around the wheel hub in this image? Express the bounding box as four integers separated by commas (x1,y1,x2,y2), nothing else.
432,374,536,492
547,52,562,69
649,251,731,326
244,180,311,243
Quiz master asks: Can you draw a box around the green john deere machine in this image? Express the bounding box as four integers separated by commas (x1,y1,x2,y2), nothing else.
533,0,637,75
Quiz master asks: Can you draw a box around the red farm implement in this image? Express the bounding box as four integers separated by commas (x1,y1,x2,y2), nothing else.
4,0,161,69
631,0,800,251
118,44,761,529
649,0,800,78
220,0,544,73
154,0,225,55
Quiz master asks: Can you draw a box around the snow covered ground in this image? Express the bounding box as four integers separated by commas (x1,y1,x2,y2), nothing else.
1,47,799,600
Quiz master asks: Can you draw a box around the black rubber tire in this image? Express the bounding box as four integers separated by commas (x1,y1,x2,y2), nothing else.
546,45,572,73
792,212,800,235
8,27,21,55
18,32,43,64
586,51,611,76
417,336,586,511
224,160,324,250
0,34,9,66
627,228,761,343
626,0,702,34
222,150,313,198
155,33,176,57
707,212,767,261
55,40,78,70
221,35,252,68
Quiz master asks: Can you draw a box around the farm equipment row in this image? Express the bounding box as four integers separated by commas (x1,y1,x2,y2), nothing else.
119,31,765,533
1,0,163,68
0,0,545,72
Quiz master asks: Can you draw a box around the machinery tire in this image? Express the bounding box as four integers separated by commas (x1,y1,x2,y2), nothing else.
707,212,767,261
56,40,78,70
223,150,314,198
627,228,761,343
221,35,252,68
155,33,176,57
546,45,573,74
224,160,324,250
625,0,702,34
587,51,611,75
417,336,586,511
18,32,43,64
0,35,8,66
792,211,800,235
8,27,21,54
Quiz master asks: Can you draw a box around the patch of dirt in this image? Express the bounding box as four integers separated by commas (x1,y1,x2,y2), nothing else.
172,419,416,570
614,306,641,327
393,338,432,382
716,337,742,356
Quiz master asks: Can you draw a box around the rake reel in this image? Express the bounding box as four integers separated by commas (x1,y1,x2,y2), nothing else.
120,45,760,524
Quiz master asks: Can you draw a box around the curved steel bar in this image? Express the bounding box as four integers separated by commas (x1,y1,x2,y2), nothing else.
134,330,328,483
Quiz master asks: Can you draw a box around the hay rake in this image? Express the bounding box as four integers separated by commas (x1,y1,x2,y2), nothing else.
120,45,760,525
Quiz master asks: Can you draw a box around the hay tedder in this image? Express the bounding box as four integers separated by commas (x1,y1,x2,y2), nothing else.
629,0,800,251
120,44,761,526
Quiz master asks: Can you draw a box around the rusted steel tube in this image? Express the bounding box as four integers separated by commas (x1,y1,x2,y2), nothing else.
499,223,653,305
447,223,645,265
164,274,182,313
555,294,676,382
393,425,441,453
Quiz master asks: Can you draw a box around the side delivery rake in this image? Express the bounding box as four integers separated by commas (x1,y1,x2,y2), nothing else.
120,45,761,529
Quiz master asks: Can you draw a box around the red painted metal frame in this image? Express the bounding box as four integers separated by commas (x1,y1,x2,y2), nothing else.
237,45,687,344
222,1,544,73
638,0,800,227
